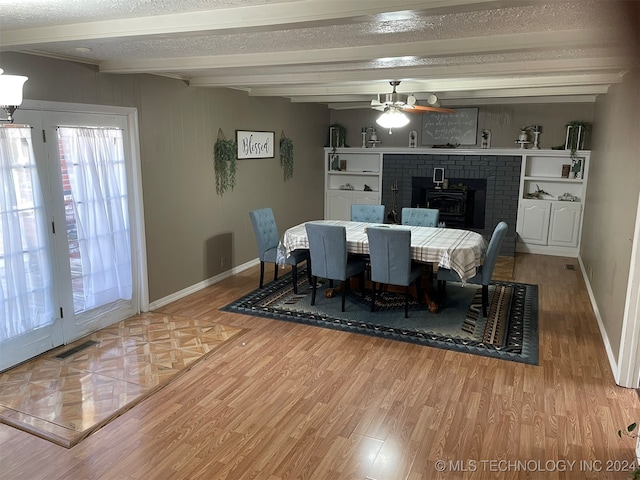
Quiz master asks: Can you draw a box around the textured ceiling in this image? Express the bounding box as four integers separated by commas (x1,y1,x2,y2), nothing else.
0,0,637,108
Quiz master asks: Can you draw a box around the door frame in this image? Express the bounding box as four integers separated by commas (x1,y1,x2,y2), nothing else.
24,99,150,314
617,191,640,387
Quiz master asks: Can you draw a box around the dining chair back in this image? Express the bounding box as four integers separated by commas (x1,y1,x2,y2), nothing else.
305,222,366,311
249,207,309,293
351,204,385,223
437,221,508,316
366,226,423,318
401,207,439,227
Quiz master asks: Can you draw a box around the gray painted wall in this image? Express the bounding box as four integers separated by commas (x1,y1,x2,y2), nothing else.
582,69,640,364
1,52,328,302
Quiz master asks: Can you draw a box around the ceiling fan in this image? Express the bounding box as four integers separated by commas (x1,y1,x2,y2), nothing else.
371,81,456,115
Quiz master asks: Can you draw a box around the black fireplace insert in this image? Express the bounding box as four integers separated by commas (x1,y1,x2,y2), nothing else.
411,177,486,228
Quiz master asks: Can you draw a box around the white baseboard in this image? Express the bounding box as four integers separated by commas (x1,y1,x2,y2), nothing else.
148,258,260,310
516,242,578,257
577,255,619,382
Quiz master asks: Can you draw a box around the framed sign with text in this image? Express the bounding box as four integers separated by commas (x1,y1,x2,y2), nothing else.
236,130,275,159
421,108,478,146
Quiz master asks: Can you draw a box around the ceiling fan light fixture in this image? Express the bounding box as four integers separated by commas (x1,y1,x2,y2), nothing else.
426,93,439,106
376,107,409,130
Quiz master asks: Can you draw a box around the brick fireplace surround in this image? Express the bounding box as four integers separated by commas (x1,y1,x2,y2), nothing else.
381,153,521,256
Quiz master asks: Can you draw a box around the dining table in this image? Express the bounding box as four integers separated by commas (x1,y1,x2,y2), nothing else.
278,220,487,284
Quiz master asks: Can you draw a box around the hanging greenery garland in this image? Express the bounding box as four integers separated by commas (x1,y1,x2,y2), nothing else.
214,128,238,195
280,131,294,181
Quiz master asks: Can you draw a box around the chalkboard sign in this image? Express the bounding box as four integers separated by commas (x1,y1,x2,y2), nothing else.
421,107,478,146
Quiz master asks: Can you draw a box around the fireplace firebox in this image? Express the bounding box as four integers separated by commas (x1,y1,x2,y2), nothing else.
425,189,474,228
412,177,486,229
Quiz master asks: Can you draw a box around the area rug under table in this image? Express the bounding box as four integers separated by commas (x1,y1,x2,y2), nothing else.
223,269,538,365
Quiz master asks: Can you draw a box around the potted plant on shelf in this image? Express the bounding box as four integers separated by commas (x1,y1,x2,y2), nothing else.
565,120,592,161
618,422,640,479
327,123,347,149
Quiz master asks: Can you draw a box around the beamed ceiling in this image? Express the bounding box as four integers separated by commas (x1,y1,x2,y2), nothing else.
0,0,637,109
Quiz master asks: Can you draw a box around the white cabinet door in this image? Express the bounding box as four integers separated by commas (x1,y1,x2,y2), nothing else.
351,191,380,205
325,191,352,220
326,190,381,220
518,200,551,245
549,202,582,247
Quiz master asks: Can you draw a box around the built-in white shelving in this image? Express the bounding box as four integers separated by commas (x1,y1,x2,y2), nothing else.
516,150,590,256
324,148,383,220
322,147,590,257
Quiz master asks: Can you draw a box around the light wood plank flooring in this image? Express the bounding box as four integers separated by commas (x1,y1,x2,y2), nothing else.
2,253,639,479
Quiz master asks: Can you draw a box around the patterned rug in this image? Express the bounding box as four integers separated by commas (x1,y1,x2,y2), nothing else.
223,268,538,365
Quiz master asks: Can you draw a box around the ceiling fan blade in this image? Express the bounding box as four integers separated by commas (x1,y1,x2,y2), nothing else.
403,105,456,114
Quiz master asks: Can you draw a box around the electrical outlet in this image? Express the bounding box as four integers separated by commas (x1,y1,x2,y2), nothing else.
588,266,593,280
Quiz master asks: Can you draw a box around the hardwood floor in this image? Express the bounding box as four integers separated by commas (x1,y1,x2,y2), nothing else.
2,253,639,479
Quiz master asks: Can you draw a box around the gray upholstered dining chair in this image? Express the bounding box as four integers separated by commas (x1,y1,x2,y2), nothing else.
401,207,440,227
351,204,385,223
437,221,508,317
366,226,423,318
249,207,310,294
305,222,366,312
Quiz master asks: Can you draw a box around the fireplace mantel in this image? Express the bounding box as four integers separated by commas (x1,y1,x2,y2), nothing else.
338,147,575,156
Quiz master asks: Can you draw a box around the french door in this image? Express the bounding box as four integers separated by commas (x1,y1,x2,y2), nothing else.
0,106,145,370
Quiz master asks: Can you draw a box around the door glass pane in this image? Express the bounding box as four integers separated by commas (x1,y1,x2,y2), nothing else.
0,125,55,340
57,127,132,314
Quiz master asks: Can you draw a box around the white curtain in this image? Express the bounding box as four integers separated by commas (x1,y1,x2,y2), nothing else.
57,127,132,311
0,126,55,340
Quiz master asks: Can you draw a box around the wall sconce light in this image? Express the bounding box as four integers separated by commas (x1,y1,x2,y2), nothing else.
376,106,409,132
0,69,28,123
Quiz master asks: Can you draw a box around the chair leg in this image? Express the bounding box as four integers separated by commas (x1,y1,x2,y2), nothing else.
341,280,347,312
306,259,312,284
405,286,409,318
259,261,265,288
437,280,446,298
415,281,423,306
371,282,377,312
292,264,298,294
311,276,317,305
482,284,488,317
